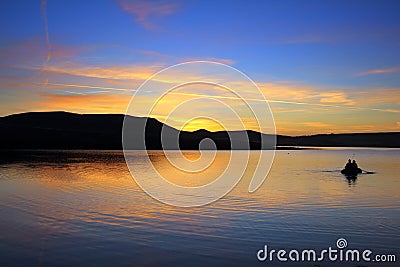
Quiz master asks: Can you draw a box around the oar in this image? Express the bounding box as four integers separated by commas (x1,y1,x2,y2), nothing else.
361,169,375,174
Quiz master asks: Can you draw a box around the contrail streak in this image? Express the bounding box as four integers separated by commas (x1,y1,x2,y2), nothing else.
41,0,51,59
34,82,133,92
34,82,400,113
34,0,51,85
166,92,400,113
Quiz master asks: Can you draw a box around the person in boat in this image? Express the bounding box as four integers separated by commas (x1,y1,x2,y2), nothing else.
345,159,352,170
352,160,358,169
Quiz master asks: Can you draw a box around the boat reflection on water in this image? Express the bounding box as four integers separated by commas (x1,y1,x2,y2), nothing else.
344,173,358,186
340,158,376,186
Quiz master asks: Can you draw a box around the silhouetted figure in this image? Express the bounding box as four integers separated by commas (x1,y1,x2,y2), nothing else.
345,159,352,169
352,160,358,169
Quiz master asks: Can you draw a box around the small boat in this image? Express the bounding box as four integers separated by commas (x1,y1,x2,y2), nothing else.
341,159,362,176
341,168,362,175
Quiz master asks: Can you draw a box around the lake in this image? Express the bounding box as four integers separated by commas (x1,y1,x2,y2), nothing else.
0,149,399,266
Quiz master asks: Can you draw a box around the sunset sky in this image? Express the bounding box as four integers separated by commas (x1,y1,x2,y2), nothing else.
1,0,399,135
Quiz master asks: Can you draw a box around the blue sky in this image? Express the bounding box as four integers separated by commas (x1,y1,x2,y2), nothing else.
0,0,399,134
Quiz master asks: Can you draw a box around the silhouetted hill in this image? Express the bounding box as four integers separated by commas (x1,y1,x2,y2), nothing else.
0,112,399,149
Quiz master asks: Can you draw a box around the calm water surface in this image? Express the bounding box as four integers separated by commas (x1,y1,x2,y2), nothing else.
0,149,399,266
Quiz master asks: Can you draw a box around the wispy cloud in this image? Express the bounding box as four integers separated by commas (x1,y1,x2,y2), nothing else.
28,61,227,85
354,89,400,105
318,92,355,105
0,37,85,66
38,93,131,113
254,82,357,107
357,67,400,76
30,62,160,81
117,0,178,30
33,82,133,93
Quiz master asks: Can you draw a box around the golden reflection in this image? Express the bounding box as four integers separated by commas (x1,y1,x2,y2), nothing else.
148,151,231,187
180,151,201,161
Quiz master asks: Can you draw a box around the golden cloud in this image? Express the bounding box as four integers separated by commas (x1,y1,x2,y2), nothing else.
319,92,355,105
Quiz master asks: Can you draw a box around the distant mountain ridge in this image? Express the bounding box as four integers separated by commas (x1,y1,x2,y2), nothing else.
1,112,399,149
